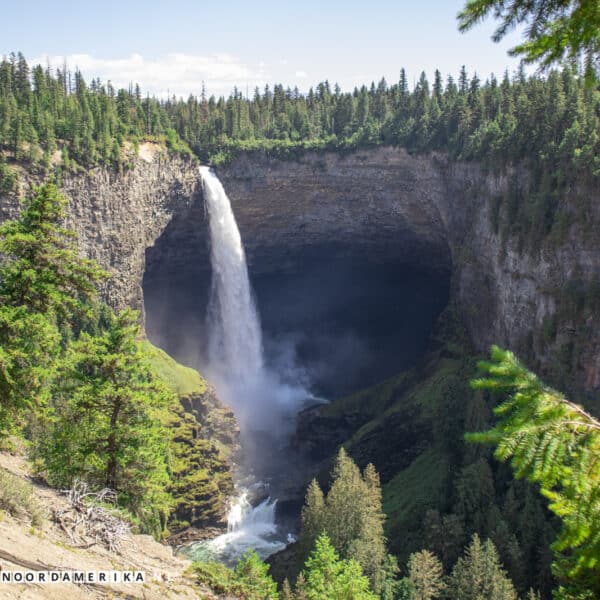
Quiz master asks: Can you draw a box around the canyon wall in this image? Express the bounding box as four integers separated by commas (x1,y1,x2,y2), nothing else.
2,145,598,394
0,149,202,316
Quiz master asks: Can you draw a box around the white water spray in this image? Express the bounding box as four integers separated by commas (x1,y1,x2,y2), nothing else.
200,166,314,433
182,491,287,564
201,166,263,382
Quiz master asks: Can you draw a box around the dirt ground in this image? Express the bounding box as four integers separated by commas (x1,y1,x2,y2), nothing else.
0,452,218,599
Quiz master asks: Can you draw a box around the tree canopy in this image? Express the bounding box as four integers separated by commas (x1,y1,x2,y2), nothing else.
458,0,600,76
299,448,387,592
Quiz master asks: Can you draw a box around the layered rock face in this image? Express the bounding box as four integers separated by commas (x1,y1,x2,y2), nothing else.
2,145,598,394
0,151,203,315
215,148,599,395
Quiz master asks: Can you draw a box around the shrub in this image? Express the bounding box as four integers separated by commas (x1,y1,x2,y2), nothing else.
0,468,44,526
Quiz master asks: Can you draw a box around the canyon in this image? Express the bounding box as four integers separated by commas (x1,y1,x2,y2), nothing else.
3,145,596,397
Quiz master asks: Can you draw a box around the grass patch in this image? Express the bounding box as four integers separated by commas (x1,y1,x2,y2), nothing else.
144,342,207,396
320,371,413,420
0,468,44,527
383,446,450,557
346,357,462,445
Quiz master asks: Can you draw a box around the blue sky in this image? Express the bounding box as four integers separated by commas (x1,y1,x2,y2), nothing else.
2,0,525,97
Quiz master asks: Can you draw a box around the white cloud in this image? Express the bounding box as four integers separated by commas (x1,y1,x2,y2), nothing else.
295,70,307,78
31,52,269,98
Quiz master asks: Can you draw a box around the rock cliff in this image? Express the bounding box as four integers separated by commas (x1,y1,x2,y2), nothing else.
216,147,599,396
2,144,597,395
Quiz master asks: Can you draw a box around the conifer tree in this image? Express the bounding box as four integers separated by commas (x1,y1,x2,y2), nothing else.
458,0,600,76
281,578,295,600
469,346,600,592
0,183,105,435
298,448,387,591
234,550,280,600
35,308,173,534
300,478,325,556
300,533,377,600
447,534,517,600
407,549,446,600
0,182,106,323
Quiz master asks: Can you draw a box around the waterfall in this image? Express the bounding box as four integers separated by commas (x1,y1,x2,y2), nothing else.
201,165,263,382
188,167,312,565
181,490,286,565
200,166,313,432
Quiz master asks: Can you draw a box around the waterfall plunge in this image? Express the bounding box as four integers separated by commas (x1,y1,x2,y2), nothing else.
202,166,263,382
189,166,308,564
200,165,312,434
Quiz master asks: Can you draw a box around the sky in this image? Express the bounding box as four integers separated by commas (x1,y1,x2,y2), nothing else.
2,0,526,98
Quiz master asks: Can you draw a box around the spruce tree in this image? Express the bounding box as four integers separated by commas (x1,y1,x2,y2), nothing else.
0,182,106,323
299,448,387,591
0,183,105,436
35,309,173,534
447,534,517,600
300,533,377,600
300,478,325,556
458,0,600,76
407,549,446,600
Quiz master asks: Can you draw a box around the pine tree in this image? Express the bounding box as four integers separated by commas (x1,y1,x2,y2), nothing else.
0,305,59,436
35,309,173,534
458,0,600,76
0,183,106,323
299,448,387,591
447,534,517,600
407,550,446,600
281,578,295,600
300,533,377,600
300,478,325,555
0,183,105,435
234,550,279,600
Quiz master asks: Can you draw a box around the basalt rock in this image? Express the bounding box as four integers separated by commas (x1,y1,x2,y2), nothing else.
2,146,598,396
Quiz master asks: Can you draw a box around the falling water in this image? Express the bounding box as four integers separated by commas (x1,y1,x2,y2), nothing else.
189,166,290,564
200,165,314,432
201,165,263,382
181,491,287,565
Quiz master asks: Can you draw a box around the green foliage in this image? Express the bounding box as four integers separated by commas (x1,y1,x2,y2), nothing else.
299,448,387,592
166,400,233,530
447,534,518,600
406,549,446,600
295,533,377,600
458,0,600,77
144,343,206,396
33,309,173,535
0,160,17,193
469,346,600,594
0,182,107,323
0,306,59,436
0,468,43,526
163,128,194,158
324,324,556,596
0,182,104,436
0,182,229,539
192,550,279,599
2,54,600,213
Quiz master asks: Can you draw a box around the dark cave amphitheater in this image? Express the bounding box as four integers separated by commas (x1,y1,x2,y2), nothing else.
143,201,451,399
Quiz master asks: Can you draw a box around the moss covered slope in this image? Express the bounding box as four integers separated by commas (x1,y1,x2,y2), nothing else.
145,342,238,533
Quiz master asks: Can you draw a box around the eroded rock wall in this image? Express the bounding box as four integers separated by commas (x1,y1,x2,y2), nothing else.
2,146,598,394
0,152,202,315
